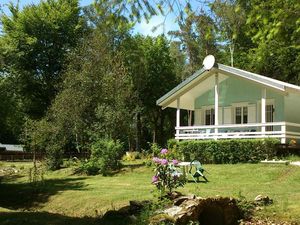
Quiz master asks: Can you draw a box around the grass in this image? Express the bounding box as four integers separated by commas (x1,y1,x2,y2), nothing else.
0,160,299,224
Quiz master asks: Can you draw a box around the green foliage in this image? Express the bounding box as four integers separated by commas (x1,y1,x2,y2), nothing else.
169,139,280,164
0,76,24,143
91,139,124,172
149,142,161,156
122,151,140,161
237,192,255,220
152,149,186,195
1,0,84,118
77,139,124,175
122,35,178,147
23,118,66,170
245,0,300,84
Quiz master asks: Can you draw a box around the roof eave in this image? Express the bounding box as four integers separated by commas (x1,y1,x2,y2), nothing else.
156,67,207,106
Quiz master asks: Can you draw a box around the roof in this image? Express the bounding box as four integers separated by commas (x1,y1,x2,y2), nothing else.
0,144,24,152
157,63,300,109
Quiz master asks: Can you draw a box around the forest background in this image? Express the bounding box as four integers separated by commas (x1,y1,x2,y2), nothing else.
0,0,299,167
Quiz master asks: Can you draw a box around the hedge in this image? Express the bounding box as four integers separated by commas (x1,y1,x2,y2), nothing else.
168,138,280,164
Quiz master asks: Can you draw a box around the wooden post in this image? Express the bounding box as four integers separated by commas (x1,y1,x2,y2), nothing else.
214,73,219,138
261,88,266,135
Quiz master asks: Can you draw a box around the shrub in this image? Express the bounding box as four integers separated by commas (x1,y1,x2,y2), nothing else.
122,151,140,161
149,142,161,156
77,139,124,175
168,138,279,164
77,159,101,175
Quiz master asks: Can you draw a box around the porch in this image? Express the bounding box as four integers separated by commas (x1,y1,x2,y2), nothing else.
175,122,300,143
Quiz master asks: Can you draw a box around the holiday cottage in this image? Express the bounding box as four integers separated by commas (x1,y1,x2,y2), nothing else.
157,59,300,144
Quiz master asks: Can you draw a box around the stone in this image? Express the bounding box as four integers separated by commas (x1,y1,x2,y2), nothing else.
173,194,196,206
166,191,183,200
152,196,242,225
254,195,273,205
149,213,175,225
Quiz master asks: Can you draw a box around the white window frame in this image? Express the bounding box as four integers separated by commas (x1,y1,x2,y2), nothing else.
231,102,249,124
204,108,215,125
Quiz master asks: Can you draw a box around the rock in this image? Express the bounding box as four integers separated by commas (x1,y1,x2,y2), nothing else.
149,213,175,225
254,195,273,205
173,194,196,206
163,206,182,217
166,191,183,200
152,196,242,225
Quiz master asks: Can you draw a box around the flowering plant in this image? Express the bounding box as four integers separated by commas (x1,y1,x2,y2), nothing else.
151,148,185,195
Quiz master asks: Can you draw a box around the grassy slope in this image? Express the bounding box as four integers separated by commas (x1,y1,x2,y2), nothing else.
0,161,299,224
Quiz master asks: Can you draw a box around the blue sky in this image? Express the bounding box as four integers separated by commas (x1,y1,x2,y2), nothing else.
0,0,178,36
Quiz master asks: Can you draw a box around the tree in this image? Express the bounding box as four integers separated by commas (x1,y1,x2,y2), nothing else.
1,0,84,119
122,35,177,147
210,0,246,67
0,76,24,143
169,10,219,77
23,28,133,169
245,0,300,83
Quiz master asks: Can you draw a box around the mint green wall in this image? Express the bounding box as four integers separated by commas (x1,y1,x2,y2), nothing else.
195,76,284,122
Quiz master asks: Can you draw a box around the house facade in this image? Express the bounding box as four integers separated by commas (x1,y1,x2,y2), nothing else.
157,63,300,144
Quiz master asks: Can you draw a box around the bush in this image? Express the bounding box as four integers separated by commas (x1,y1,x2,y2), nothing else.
122,151,140,161
168,138,279,164
152,148,186,196
77,139,124,175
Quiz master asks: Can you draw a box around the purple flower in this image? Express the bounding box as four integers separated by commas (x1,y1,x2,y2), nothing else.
160,148,168,155
152,175,159,183
172,159,179,165
160,159,168,165
152,157,161,164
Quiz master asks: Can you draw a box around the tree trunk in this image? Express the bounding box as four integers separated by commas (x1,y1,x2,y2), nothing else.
229,43,234,67
136,112,141,151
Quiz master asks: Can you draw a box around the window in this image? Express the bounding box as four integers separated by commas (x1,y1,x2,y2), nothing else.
205,108,215,125
235,106,248,124
266,105,274,122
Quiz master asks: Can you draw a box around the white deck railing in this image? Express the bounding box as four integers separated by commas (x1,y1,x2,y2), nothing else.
175,122,300,143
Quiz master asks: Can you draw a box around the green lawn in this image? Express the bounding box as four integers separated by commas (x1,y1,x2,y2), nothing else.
0,161,299,224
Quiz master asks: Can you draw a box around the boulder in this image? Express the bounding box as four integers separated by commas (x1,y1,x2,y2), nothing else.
151,196,241,225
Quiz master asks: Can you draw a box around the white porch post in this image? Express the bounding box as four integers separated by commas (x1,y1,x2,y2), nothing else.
214,73,219,138
281,124,286,144
261,88,266,135
176,98,180,137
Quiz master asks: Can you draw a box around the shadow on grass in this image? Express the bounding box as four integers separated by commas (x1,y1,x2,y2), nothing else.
0,177,87,210
0,211,99,225
0,211,135,225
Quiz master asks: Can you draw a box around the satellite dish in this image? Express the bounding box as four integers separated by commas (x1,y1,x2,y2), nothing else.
203,55,215,70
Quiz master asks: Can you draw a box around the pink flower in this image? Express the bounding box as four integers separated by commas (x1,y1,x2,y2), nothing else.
152,175,159,183
172,159,179,165
152,157,161,164
160,159,168,165
160,148,168,155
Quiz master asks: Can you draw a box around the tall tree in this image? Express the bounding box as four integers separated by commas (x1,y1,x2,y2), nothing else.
245,0,300,83
1,0,84,119
210,0,246,67
122,35,177,148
